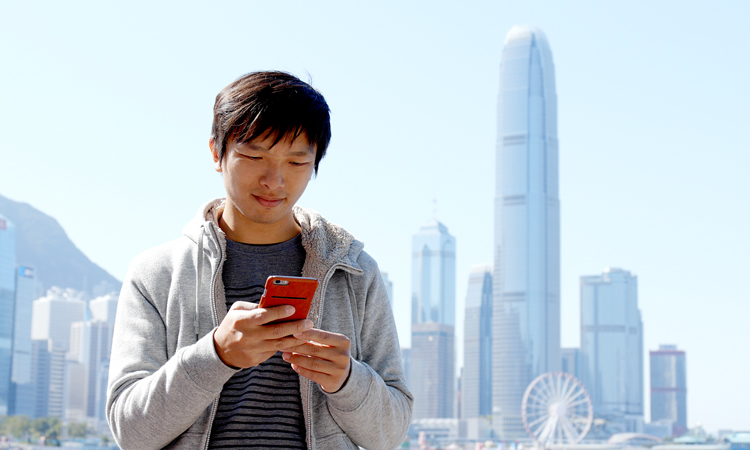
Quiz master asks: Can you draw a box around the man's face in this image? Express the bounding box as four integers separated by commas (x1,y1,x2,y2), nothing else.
211,133,316,241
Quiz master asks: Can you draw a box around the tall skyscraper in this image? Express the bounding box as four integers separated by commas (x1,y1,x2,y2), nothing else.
0,213,16,416
492,25,560,438
580,268,643,433
650,345,687,436
411,220,456,419
412,220,456,327
9,265,37,416
462,265,492,419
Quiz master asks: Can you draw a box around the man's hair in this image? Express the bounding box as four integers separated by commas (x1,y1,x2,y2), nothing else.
211,71,331,174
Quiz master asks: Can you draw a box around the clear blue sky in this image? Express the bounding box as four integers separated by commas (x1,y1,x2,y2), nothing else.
1,0,748,432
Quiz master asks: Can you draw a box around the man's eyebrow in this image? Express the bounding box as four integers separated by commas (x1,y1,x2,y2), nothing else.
237,142,315,156
288,149,315,157
240,143,269,152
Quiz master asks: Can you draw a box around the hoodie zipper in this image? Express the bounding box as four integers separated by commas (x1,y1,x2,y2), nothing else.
203,222,224,450
305,262,358,449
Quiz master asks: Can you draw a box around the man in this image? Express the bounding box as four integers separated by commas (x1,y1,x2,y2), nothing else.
106,71,412,450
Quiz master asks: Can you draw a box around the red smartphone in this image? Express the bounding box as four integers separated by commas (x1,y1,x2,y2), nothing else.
258,276,319,324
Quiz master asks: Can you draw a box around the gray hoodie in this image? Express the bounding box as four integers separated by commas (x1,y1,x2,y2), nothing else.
106,199,413,450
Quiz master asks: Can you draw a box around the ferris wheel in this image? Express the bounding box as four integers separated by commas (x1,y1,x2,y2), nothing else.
521,372,593,448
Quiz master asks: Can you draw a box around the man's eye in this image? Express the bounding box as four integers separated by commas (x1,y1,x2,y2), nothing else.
290,161,309,166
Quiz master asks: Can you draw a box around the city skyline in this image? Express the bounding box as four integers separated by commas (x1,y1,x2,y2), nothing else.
1,1,748,432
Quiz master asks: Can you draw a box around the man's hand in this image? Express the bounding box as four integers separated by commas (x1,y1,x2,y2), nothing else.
281,329,352,393
213,301,313,369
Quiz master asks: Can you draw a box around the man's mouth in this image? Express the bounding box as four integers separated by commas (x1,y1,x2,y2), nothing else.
254,195,284,208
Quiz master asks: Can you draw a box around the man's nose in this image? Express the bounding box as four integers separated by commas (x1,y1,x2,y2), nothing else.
260,164,284,190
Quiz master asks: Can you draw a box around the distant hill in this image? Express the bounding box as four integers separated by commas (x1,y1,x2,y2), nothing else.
0,194,121,297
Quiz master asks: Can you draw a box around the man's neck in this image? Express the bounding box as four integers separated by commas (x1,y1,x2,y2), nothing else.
218,208,301,245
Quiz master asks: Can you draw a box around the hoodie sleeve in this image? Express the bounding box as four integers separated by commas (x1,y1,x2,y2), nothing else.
106,251,238,450
323,253,414,450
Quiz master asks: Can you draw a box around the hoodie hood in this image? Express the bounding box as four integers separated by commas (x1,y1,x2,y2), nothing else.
182,198,364,277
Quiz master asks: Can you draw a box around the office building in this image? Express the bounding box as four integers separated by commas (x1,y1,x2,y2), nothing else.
69,319,110,420
650,345,687,436
380,271,394,307
561,347,582,381
412,220,456,326
411,322,455,419
401,348,411,390
27,287,85,418
31,287,87,352
462,265,492,419
9,265,38,416
0,213,16,416
29,339,66,418
492,25,561,438
89,292,118,355
411,220,456,419
580,268,643,433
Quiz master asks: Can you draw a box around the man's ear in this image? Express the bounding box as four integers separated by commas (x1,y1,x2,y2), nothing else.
209,139,222,173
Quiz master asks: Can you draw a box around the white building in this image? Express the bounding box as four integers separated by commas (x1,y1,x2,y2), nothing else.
580,268,644,433
28,287,86,418
31,287,87,352
493,25,561,439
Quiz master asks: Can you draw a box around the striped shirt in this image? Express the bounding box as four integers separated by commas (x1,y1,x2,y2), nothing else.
208,235,307,449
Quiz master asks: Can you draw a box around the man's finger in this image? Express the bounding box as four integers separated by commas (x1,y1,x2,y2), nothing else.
255,305,296,325
269,318,314,336
283,341,327,358
229,301,258,311
273,336,307,351
294,329,350,347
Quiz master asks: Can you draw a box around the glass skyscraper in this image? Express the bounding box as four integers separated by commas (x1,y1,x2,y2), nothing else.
0,213,16,416
492,25,560,438
580,268,644,432
462,265,492,419
9,265,37,416
650,345,687,436
411,220,456,419
412,220,456,327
